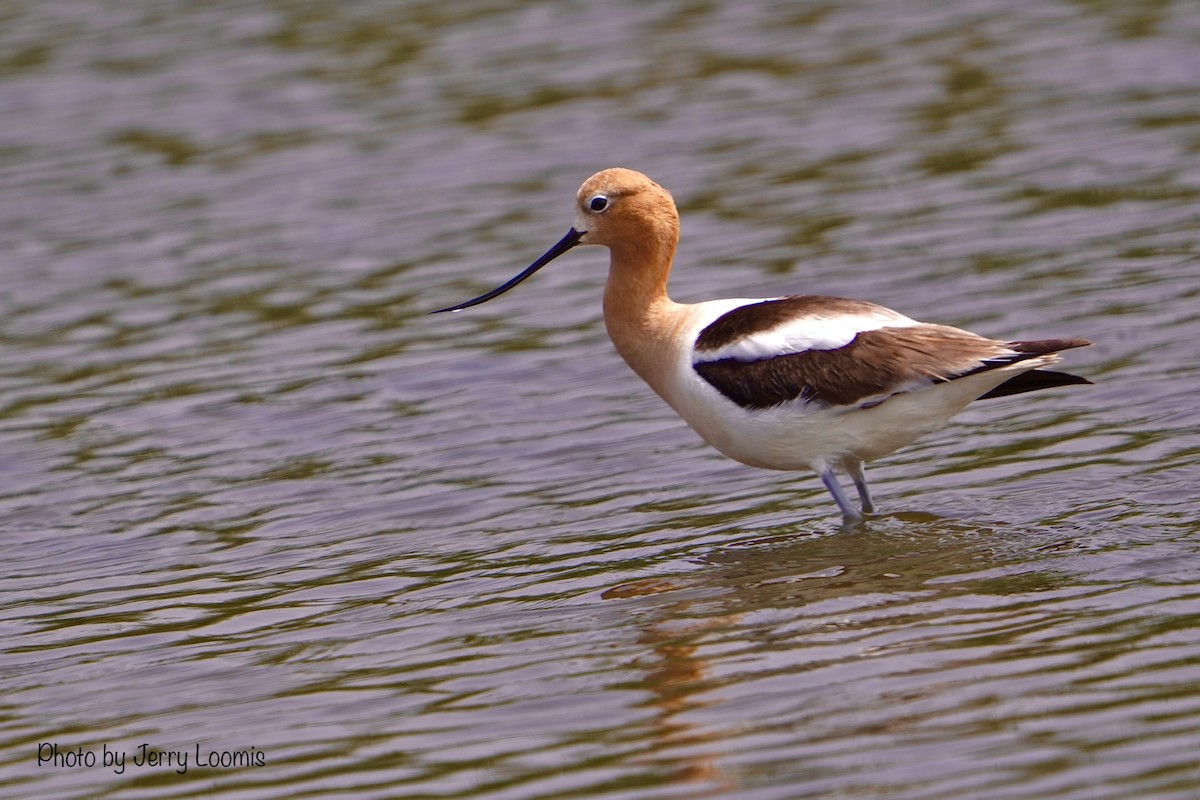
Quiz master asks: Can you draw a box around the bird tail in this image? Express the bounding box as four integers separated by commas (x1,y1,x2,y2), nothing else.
976,338,1092,400
977,368,1092,400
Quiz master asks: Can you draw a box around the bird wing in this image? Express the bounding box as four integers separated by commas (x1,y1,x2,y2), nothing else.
691,296,1087,410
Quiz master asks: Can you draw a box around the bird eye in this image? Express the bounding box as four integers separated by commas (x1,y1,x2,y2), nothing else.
588,195,609,212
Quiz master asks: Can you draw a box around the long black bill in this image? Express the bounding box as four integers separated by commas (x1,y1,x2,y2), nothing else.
430,228,584,314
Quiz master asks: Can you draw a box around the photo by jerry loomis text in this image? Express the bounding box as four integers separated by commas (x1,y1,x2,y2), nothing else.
38,742,266,775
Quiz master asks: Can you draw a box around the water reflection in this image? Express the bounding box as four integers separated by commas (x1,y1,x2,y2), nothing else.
600,512,1197,796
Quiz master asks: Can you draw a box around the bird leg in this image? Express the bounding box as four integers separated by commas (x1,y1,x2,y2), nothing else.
820,468,863,523
845,460,876,515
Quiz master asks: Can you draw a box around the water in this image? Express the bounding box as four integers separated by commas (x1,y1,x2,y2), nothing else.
2,1,1199,798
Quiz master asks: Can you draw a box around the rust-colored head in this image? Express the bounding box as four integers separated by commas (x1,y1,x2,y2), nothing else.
572,168,678,252
431,168,679,314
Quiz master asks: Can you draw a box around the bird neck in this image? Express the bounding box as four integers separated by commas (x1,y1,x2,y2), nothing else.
602,233,687,401
602,228,676,327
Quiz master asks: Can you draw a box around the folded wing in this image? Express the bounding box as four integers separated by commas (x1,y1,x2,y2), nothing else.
692,297,1090,410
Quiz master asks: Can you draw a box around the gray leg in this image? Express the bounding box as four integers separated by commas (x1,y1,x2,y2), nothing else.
820,468,863,522
845,461,875,515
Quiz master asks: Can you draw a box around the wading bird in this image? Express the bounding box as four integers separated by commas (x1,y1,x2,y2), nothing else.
433,168,1090,522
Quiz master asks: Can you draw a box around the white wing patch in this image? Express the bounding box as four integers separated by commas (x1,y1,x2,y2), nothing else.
697,307,920,363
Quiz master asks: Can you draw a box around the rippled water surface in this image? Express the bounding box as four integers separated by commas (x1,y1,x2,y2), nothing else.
3,1,1199,798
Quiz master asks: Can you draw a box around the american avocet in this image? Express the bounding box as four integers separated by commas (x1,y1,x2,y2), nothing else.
433,168,1091,522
